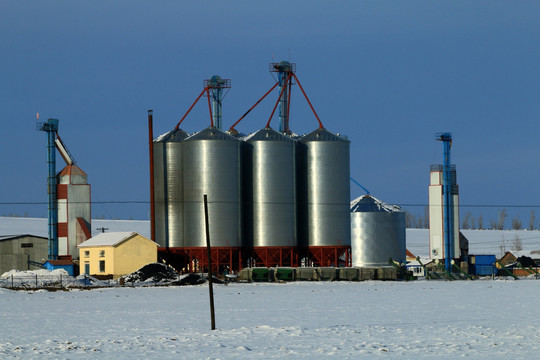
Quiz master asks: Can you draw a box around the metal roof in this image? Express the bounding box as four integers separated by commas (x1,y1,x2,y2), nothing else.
300,128,349,142
44,259,74,266
350,195,402,213
57,164,87,177
78,232,142,248
244,127,295,142
154,128,190,143
0,234,48,242
185,127,240,142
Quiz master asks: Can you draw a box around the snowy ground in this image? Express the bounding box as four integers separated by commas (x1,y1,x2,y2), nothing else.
1,279,539,359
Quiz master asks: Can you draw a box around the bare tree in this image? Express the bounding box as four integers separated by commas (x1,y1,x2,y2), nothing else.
489,218,497,230
478,215,484,230
513,235,523,252
512,216,522,230
405,213,413,228
471,216,476,230
530,210,536,231
462,212,472,229
499,245,505,258
497,209,507,230
424,206,429,229
461,213,468,229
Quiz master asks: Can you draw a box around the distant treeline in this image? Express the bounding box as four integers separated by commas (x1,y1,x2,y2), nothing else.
406,208,538,231
3,209,538,231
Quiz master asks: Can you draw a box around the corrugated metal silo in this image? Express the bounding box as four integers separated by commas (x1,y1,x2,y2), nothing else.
299,128,351,248
183,127,242,248
245,128,296,249
57,165,91,257
153,128,189,248
350,195,406,267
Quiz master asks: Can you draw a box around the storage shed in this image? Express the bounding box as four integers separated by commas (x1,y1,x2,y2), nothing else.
43,259,75,276
78,232,157,279
0,235,48,274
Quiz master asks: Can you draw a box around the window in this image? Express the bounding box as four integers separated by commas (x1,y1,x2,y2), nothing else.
99,250,105,257
99,260,105,273
84,251,90,257
21,243,33,248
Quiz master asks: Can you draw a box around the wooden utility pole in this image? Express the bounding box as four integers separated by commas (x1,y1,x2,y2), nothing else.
204,194,216,330
148,110,156,242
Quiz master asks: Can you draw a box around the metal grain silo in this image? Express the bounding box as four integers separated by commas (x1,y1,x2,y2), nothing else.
299,128,351,248
153,128,189,248
183,127,242,248
350,195,406,267
56,165,91,258
245,128,296,249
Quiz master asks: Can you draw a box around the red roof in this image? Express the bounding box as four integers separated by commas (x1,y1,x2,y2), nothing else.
58,165,87,177
45,260,74,266
77,217,91,240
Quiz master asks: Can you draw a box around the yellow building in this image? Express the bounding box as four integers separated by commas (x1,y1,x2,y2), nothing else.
78,232,157,278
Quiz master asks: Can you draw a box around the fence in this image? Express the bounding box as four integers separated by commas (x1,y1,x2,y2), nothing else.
0,273,166,290
0,274,106,290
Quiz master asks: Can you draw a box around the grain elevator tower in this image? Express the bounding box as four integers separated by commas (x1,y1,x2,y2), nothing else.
429,133,460,270
39,116,91,260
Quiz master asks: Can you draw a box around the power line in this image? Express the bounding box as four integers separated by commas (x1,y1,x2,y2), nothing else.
1,200,539,207
399,204,540,208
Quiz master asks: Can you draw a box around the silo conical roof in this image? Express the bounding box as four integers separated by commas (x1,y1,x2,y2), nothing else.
350,195,402,213
58,164,87,177
245,127,295,142
154,128,189,143
57,165,88,185
185,126,239,141
300,128,349,142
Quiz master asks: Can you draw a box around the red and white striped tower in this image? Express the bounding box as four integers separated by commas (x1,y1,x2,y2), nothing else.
57,165,91,258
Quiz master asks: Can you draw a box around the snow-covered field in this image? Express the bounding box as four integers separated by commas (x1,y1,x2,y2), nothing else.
1,279,539,359
3,216,540,358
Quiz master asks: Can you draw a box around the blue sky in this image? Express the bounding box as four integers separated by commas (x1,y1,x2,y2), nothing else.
1,1,538,228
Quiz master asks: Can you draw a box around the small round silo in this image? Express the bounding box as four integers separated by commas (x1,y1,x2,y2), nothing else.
350,195,406,267
246,128,296,249
183,127,242,248
299,128,351,248
153,128,189,248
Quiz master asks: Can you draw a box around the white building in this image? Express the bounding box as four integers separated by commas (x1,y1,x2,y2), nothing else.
428,164,460,261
